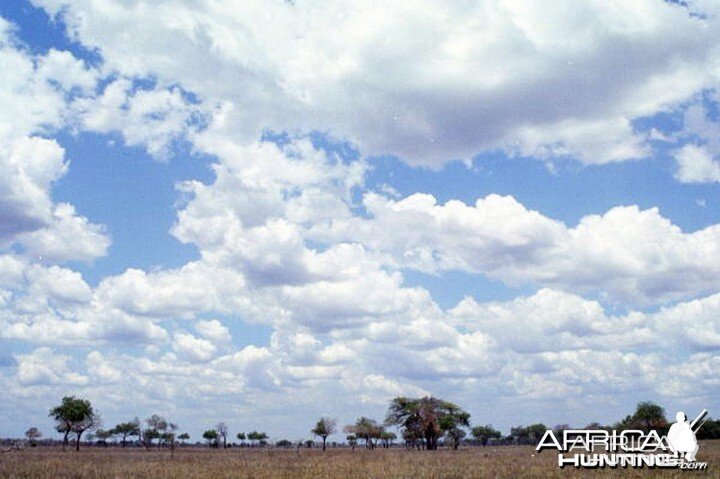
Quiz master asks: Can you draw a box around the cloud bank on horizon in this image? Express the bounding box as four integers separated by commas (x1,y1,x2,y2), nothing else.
1,0,720,438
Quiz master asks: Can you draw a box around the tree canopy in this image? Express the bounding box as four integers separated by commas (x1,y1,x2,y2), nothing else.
385,396,470,450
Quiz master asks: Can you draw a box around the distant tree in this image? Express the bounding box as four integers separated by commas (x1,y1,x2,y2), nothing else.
276,439,292,448
161,423,179,454
696,418,720,440
344,417,383,449
146,415,169,449
25,427,42,446
236,432,246,446
379,431,396,449
617,401,668,434
304,439,314,448
203,429,219,448
584,422,611,431
471,425,502,446
216,422,229,449
510,424,547,445
247,431,268,447
178,432,190,445
445,427,466,450
49,396,100,451
113,419,140,447
385,396,470,451
311,417,337,451
95,428,113,446
346,434,357,450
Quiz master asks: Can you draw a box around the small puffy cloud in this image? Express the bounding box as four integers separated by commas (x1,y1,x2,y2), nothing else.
19,203,110,263
25,264,92,304
85,351,122,382
674,144,720,183
15,347,88,386
173,332,217,362
195,319,231,346
74,79,207,160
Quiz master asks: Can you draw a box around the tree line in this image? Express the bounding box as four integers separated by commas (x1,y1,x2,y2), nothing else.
11,396,720,453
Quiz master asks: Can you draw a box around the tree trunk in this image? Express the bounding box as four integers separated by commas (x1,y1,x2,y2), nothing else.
62,430,70,450
322,436,327,451
75,431,83,451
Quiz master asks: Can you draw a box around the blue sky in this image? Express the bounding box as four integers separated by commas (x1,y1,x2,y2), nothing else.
1,0,720,442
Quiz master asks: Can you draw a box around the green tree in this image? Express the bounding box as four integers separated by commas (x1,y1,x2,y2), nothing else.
471,425,502,446
276,439,292,448
49,396,100,451
202,429,218,448
617,401,668,434
178,432,190,444
696,418,720,439
113,419,140,447
510,424,547,445
247,431,268,447
385,396,470,450
311,417,337,451
346,434,357,450
236,432,246,446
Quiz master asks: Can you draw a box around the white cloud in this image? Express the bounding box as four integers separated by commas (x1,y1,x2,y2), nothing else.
172,332,217,362
195,319,231,346
31,0,720,167
18,203,110,262
319,192,720,305
15,347,88,386
674,144,720,183
73,78,207,160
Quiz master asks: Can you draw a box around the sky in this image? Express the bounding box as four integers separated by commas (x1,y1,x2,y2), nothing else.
1,0,720,443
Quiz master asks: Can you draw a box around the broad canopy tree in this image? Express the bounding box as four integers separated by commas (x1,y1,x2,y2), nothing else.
49,396,99,451
617,401,669,434
385,396,470,450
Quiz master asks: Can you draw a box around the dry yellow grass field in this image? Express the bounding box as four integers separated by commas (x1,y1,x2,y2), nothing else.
2,442,719,478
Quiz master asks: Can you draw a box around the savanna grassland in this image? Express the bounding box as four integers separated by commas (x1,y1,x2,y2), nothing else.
2,442,719,479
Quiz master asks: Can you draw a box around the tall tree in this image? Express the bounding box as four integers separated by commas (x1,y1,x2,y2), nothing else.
25,427,42,446
49,396,100,451
311,417,337,451
385,396,470,451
